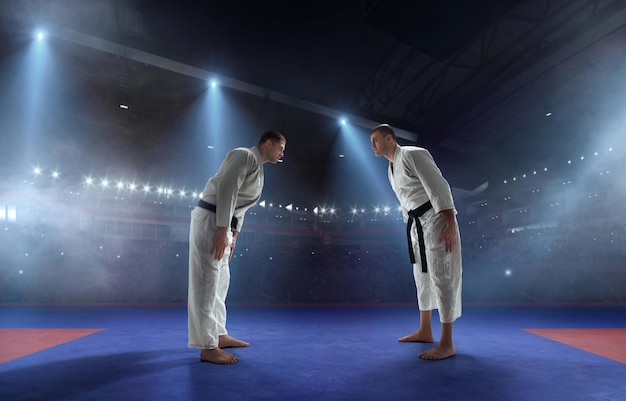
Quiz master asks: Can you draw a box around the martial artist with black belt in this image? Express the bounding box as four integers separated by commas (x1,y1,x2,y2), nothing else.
370,124,462,360
188,130,286,364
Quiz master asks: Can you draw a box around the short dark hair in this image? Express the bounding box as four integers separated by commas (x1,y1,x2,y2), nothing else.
370,124,396,140
259,129,286,145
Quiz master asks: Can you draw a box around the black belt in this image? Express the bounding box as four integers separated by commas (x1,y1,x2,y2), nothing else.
407,201,432,273
197,199,238,230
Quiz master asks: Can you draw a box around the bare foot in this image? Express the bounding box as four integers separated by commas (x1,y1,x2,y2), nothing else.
419,343,456,360
219,335,250,348
200,348,238,364
398,330,434,343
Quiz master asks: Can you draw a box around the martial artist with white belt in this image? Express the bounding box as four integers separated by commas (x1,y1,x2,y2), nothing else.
188,130,286,364
370,124,462,360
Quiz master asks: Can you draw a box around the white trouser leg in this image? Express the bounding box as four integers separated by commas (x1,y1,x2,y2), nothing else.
411,210,463,323
187,208,232,349
214,256,231,336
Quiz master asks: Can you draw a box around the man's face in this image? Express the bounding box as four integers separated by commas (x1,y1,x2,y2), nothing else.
268,140,286,164
370,130,390,157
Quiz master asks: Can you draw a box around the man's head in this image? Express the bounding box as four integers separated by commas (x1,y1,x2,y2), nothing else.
258,129,286,164
369,124,397,159
370,124,396,140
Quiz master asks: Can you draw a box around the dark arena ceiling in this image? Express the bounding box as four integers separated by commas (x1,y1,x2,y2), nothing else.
1,0,626,205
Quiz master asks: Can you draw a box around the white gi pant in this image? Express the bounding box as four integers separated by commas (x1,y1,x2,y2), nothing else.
411,208,462,323
188,207,233,349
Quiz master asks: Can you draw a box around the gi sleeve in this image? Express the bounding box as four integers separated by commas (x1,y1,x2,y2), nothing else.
405,148,455,213
215,149,251,229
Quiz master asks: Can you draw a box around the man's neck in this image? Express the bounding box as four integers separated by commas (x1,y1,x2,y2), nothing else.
256,145,270,164
385,144,398,162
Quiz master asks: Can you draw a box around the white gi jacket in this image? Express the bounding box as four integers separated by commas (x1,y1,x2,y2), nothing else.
199,146,264,231
388,144,456,219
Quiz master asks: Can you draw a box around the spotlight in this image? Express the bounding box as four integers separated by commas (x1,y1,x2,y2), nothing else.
210,80,217,88
340,118,347,126
36,31,44,40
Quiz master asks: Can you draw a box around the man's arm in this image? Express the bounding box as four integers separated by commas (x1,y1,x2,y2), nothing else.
215,150,250,229
405,148,455,213
211,150,252,260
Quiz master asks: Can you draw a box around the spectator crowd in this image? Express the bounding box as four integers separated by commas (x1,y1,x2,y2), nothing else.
1,216,624,304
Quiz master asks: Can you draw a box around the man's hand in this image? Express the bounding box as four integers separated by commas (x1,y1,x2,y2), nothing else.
437,209,458,253
211,227,230,260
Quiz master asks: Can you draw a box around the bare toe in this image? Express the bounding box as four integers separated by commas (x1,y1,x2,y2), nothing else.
200,348,239,364
219,335,250,348
398,330,434,343
418,345,455,360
